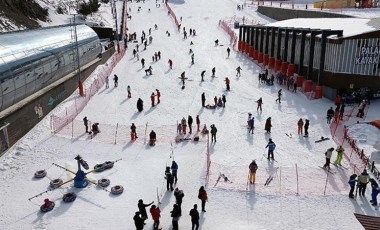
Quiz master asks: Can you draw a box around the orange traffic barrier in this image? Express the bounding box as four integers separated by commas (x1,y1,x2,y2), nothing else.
274,59,282,71
296,76,304,87
303,80,312,93
268,57,275,69
253,50,258,60
287,63,296,76
258,52,264,63
315,85,323,99
280,62,288,74
263,54,269,66
238,41,243,51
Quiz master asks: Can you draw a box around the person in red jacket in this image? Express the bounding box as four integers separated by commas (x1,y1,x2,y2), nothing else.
198,186,208,212
225,77,230,91
150,205,161,230
196,115,200,132
168,59,173,69
156,89,161,104
151,92,155,107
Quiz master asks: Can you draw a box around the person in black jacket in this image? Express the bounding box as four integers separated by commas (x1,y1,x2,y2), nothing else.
149,130,156,146
171,161,178,184
304,119,309,137
83,116,89,133
138,199,154,220
137,98,144,112
189,204,200,230
188,115,193,134
165,167,174,191
201,93,206,107
174,188,184,216
133,212,144,230
326,107,334,124
171,204,180,230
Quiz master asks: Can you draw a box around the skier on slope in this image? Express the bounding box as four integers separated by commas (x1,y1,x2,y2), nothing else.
248,117,255,134
151,92,155,107
334,146,344,166
141,58,145,68
149,130,157,146
201,70,206,81
211,67,215,77
113,74,118,87
225,77,230,91
188,115,193,134
304,119,310,137
196,115,200,131
131,123,138,141
265,138,276,161
198,186,208,212
227,47,231,57
137,98,144,112
275,89,282,103
369,178,380,206
210,124,217,142
201,92,206,107
236,66,242,77
168,59,173,69
156,89,161,104
348,174,357,199
181,117,187,134
222,94,226,108
323,147,334,170
249,160,258,184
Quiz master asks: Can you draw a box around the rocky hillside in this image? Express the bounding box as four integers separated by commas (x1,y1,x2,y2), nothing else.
0,0,49,31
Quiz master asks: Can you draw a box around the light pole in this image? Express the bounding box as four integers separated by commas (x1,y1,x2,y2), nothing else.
113,0,120,53
71,1,84,96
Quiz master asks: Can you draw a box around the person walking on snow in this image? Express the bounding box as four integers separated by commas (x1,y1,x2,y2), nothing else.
201,70,206,81
137,199,154,220
189,204,200,230
165,166,174,191
264,117,272,133
236,66,242,77
133,212,144,230
137,98,144,112
326,107,334,124
174,188,185,216
222,94,226,108
170,204,180,230
131,123,138,140
248,117,255,134
334,146,344,166
210,124,217,142
275,89,282,103
265,138,276,160
323,147,334,170
181,117,187,134
214,96,217,108
304,119,309,137
141,58,145,68
196,115,200,131
348,174,357,199
201,92,206,107
168,59,173,69
227,47,231,57
156,89,160,104
369,179,380,206
113,74,118,87
171,160,178,184
225,77,230,91
257,97,263,111
127,85,131,98
249,160,258,184
83,116,89,133
297,118,304,135
151,92,155,107
150,205,161,230
358,169,370,196
105,76,109,88
198,186,208,212
211,67,216,77
191,53,194,64
188,115,193,134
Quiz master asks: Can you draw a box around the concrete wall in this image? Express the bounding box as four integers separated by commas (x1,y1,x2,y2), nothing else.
0,47,115,150
257,6,353,21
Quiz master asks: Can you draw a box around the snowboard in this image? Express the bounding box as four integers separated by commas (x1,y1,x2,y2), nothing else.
315,137,330,143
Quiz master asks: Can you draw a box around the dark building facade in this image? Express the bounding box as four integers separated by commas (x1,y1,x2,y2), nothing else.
238,18,380,100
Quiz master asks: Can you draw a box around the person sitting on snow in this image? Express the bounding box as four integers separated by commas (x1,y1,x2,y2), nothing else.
201,124,209,134
92,123,100,134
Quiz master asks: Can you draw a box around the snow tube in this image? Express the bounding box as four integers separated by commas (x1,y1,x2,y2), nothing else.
94,163,105,172
98,178,110,187
111,185,124,195
50,179,63,188
103,161,114,170
370,120,380,130
62,192,77,203
34,170,47,179
40,202,55,213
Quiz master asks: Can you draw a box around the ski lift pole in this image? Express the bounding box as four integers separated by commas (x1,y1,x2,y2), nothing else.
114,123,119,144
296,163,299,195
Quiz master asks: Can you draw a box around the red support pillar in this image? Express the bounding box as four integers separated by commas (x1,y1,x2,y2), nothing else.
79,80,84,96
296,76,304,87
268,57,275,69
287,63,296,76
274,59,282,71
315,85,323,99
258,52,264,63
280,62,288,75
263,54,269,66
303,80,312,93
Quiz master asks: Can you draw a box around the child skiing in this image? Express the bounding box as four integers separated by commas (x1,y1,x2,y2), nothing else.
249,160,258,184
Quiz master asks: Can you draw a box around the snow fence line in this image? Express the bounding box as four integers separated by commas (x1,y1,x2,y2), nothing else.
165,2,180,32
50,2,129,134
330,104,379,182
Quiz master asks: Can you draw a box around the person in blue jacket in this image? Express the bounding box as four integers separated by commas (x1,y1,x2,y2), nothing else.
369,178,380,206
348,174,357,199
265,138,276,161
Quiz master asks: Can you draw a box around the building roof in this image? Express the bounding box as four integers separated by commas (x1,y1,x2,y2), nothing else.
266,18,380,38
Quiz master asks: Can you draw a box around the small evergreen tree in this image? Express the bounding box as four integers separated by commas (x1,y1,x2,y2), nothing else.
79,0,100,16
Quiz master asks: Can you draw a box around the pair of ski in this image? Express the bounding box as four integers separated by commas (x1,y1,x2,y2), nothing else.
318,166,335,174
264,167,279,186
332,163,348,170
263,154,278,163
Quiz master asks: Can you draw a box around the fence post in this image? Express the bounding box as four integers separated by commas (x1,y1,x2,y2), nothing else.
114,123,119,144
296,163,299,195
71,118,74,138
